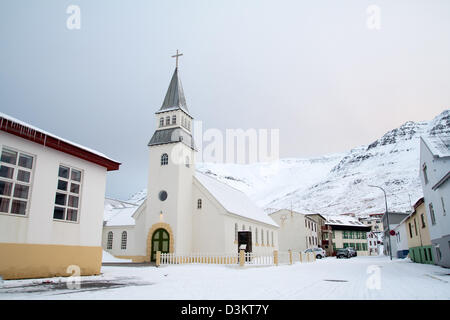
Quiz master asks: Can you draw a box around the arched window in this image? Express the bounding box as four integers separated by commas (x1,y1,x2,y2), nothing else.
266,230,269,245
161,153,168,165
159,118,164,127
234,223,238,241
185,156,190,168
107,231,113,249
271,231,274,246
197,198,202,209
172,115,177,124
261,229,264,245
121,231,127,250
165,116,170,125
255,228,259,244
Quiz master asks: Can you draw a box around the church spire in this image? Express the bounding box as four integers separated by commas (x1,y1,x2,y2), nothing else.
159,50,188,112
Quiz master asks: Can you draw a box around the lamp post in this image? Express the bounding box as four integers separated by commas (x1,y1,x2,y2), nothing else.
369,185,392,260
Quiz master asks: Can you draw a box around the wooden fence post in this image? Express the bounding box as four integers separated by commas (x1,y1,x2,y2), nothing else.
239,250,245,267
274,250,279,266
289,249,293,265
156,251,161,267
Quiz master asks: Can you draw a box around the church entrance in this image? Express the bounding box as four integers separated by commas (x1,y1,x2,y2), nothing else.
151,228,170,261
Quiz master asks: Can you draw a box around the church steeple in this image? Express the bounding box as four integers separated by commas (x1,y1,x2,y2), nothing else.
159,67,188,113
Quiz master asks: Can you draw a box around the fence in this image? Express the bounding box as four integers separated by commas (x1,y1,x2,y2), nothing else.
157,250,316,267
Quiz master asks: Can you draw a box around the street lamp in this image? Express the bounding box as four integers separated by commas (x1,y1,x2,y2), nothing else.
368,185,392,260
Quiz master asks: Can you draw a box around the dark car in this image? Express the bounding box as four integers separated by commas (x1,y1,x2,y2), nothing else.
336,248,351,259
347,247,357,257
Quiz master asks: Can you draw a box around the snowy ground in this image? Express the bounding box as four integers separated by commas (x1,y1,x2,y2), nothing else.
1,256,449,300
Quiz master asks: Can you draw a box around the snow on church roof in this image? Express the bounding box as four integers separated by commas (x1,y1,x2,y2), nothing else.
195,172,279,227
103,198,140,226
422,135,450,158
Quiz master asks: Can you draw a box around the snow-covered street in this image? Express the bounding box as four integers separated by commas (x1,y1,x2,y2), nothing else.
1,256,449,300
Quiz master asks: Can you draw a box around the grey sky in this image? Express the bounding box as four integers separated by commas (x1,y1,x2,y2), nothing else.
1,0,449,200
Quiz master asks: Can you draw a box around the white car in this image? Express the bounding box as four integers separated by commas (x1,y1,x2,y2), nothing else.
304,247,326,259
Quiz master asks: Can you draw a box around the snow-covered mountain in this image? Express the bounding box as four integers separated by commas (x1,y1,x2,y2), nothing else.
197,109,450,217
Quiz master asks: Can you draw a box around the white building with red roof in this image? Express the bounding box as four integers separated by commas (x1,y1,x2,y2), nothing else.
0,112,120,279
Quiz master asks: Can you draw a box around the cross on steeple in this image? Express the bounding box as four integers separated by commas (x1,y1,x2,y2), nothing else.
171,49,183,68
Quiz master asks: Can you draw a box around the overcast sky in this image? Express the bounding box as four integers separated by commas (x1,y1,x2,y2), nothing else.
1,0,449,200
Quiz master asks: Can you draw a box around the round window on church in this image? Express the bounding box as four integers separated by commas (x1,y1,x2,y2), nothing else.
158,191,168,201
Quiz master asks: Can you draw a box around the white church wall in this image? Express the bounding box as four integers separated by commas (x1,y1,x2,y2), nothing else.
0,132,106,247
192,179,227,253
102,225,136,257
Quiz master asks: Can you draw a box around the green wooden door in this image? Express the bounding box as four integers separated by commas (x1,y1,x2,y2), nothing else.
151,228,170,261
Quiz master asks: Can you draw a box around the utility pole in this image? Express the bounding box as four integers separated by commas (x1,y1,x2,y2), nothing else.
369,185,392,260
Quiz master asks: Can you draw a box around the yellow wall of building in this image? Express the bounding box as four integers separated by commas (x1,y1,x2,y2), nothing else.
406,202,432,249
0,242,102,280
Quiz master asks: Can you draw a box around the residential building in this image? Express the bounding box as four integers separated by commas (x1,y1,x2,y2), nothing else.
269,209,319,253
382,211,409,258
419,134,449,267
405,197,434,264
0,112,120,279
326,216,372,255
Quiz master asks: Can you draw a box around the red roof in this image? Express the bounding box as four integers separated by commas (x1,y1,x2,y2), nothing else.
0,114,120,171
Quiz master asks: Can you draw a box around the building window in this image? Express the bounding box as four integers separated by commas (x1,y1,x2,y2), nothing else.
185,156,190,168
159,118,164,127
271,231,274,246
266,230,269,246
161,153,168,166
422,163,428,184
121,231,127,250
172,115,177,124
442,197,446,216
242,224,245,231
429,203,436,225
421,214,426,228
235,223,238,241
197,198,202,209
408,222,413,238
261,229,264,244
414,219,418,236
165,116,170,125
107,231,113,249
0,147,34,216
158,190,168,201
255,228,259,244
53,165,82,222
249,226,252,242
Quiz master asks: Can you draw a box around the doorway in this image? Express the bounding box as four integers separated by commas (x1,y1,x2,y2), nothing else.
151,228,170,261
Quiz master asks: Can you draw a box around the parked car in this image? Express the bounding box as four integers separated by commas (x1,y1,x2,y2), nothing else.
304,247,326,259
347,247,357,257
336,248,351,259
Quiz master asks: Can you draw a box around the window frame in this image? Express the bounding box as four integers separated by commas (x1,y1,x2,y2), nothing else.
53,164,83,224
121,231,127,250
0,145,35,218
107,231,113,250
197,198,202,209
161,153,169,166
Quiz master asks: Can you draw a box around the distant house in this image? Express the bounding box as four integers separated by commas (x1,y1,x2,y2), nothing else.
325,216,372,256
359,213,384,233
382,212,409,258
420,135,450,267
305,213,328,251
269,209,320,253
393,217,409,259
0,113,120,279
405,198,434,264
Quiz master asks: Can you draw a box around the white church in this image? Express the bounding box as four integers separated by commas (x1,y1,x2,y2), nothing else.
102,60,279,262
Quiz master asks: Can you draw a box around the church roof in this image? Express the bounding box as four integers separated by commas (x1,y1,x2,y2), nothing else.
421,135,450,158
194,172,279,227
158,67,189,114
148,127,196,150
